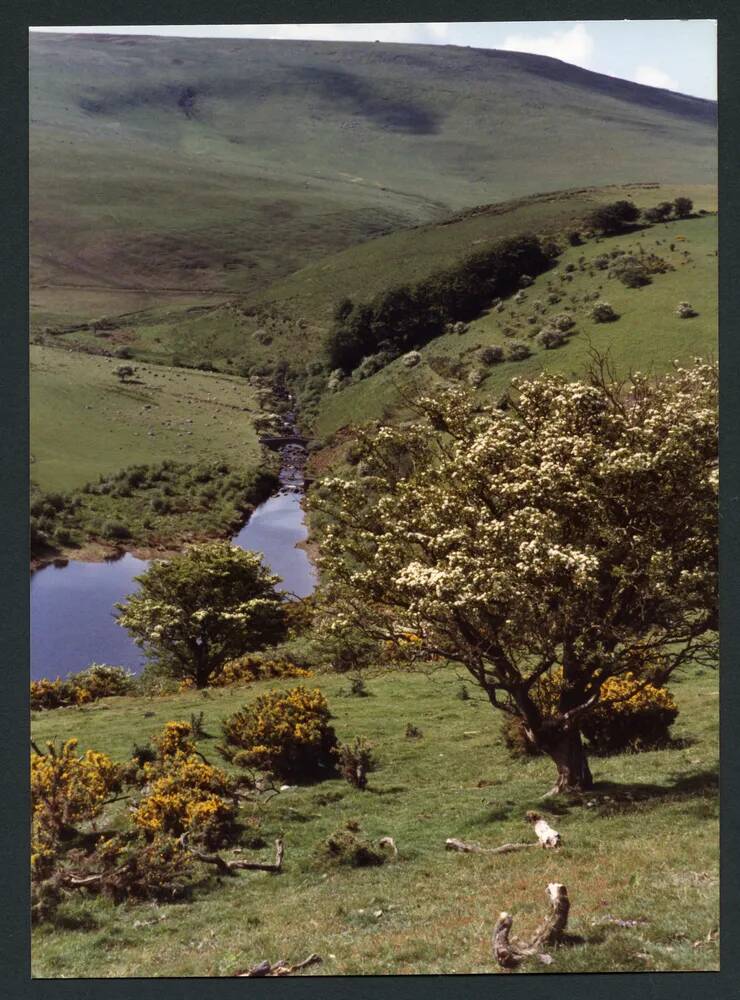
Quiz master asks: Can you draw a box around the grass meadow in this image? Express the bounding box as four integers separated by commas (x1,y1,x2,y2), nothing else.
30,347,263,493
31,664,718,977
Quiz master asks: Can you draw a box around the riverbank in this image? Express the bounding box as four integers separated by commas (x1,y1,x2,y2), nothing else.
30,461,280,571
31,382,317,679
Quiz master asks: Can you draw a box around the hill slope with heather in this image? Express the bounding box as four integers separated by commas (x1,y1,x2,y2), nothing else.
31,33,716,327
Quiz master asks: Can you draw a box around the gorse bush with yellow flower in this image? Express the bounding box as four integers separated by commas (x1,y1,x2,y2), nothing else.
31,738,123,842
130,721,239,849
31,721,241,921
218,686,339,783
31,739,126,921
502,668,678,757
582,674,678,752
133,752,238,849
207,655,312,688
152,720,197,759
30,665,135,711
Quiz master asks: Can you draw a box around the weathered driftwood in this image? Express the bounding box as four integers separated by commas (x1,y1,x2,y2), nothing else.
530,883,570,948
492,883,570,970
492,912,522,968
237,953,322,977
63,863,130,888
180,835,284,876
378,836,398,858
446,813,562,857
525,811,562,848
445,837,536,856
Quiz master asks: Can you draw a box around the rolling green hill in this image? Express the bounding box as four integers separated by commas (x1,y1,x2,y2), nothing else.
31,33,716,328
315,211,718,437
39,183,717,376
30,346,263,493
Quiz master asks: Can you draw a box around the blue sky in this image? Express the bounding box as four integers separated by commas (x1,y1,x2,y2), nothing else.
29,20,717,100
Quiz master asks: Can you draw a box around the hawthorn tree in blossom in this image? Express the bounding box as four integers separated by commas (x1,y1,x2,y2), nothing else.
117,542,286,688
312,359,717,793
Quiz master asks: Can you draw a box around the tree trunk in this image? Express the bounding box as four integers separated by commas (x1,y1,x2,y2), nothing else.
546,729,593,795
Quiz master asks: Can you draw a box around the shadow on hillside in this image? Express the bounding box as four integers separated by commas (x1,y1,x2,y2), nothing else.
52,910,101,931
368,784,408,797
538,767,717,819
595,767,717,801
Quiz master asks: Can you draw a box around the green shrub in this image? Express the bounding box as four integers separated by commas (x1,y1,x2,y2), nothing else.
217,687,339,783
74,664,135,701
591,301,619,323
323,821,386,867
336,737,377,790
643,203,673,223
30,665,134,710
586,200,640,235
536,327,567,350
507,341,532,362
101,520,132,541
53,527,75,547
618,264,652,288
479,345,504,365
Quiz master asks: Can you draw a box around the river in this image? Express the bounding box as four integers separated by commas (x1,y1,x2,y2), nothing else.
30,405,317,681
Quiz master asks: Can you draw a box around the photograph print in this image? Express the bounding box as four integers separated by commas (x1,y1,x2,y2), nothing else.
28,19,718,977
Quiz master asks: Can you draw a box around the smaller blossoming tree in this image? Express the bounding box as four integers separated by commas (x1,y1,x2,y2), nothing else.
311,358,717,794
116,542,287,688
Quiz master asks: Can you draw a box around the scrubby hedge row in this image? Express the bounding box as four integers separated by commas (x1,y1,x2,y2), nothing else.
30,665,135,711
30,459,279,559
326,234,556,372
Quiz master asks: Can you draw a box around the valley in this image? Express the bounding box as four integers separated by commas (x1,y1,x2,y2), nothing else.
28,30,719,980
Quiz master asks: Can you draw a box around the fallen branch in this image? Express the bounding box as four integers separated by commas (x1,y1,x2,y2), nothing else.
492,883,570,970
237,953,322,977
63,863,130,887
445,838,536,855
180,835,284,876
530,882,570,949
447,812,562,856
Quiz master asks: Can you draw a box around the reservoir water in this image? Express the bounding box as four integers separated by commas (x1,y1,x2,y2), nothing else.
30,408,317,680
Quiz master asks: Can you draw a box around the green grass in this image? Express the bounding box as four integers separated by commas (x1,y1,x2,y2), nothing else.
30,345,263,493
44,184,717,389
315,213,717,437
31,33,715,329
31,665,718,976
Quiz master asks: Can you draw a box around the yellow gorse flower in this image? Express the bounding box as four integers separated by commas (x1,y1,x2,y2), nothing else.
132,743,236,848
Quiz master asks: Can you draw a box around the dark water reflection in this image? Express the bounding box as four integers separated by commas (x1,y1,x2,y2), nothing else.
30,488,316,681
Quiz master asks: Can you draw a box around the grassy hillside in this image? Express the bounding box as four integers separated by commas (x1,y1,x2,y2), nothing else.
30,664,718,976
315,211,717,437
40,184,717,380
31,33,716,328
30,345,263,492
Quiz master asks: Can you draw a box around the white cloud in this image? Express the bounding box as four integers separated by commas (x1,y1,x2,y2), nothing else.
30,23,450,44
633,64,679,92
501,22,595,69
427,23,450,40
